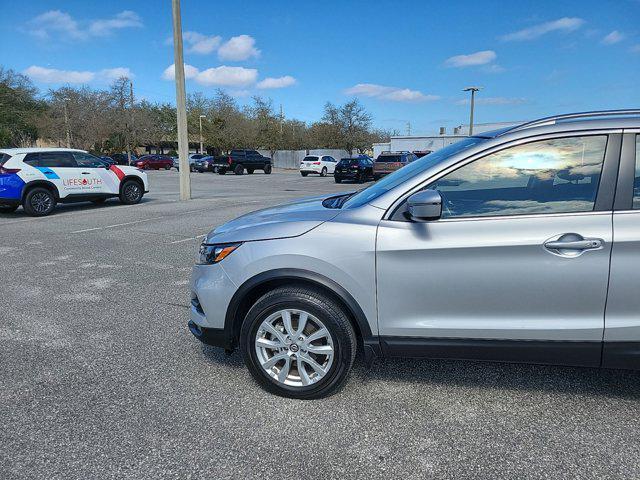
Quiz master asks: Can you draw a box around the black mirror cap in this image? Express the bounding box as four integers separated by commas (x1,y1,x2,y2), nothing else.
407,189,442,221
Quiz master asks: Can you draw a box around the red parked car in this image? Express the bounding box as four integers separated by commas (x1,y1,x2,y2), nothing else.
135,155,173,170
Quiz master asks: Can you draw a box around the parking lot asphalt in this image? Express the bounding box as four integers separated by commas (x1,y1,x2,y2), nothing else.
2,169,640,480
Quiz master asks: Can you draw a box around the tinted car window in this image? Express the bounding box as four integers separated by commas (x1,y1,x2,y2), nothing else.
39,152,78,168
377,155,403,163
230,150,245,156
0,153,11,165
429,135,607,219
303,156,319,162
73,152,105,167
634,135,640,209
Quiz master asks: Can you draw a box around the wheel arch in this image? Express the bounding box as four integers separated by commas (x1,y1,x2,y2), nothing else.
224,268,375,353
120,175,144,193
21,180,59,202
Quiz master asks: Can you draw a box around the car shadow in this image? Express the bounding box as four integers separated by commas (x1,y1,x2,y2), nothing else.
0,197,155,218
200,346,640,399
354,355,640,399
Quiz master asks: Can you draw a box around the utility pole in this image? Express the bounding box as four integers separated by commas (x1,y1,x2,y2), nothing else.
279,104,283,135
172,0,191,200
199,115,206,154
63,99,71,148
128,80,135,165
406,121,411,136
463,86,481,136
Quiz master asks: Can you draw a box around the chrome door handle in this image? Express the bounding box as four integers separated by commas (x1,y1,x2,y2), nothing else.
543,233,604,257
544,239,602,250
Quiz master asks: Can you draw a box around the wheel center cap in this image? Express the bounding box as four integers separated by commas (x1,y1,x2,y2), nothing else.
289,344,299,352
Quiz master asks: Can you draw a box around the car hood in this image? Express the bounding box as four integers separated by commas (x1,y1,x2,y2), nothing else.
205,194,346,244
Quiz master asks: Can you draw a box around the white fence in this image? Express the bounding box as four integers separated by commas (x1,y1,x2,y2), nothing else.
258,149,354,169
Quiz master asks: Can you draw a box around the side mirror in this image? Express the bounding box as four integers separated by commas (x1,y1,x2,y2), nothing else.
407,190,442,221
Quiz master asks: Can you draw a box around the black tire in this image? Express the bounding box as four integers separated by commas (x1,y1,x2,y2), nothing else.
357,173,365,184
23,187,56,217
320,167,327,177
334,176,342,183
301,172,308,177
0,205,18,213
234,164,244,175
212,166,218,173
119,179,143,205
165,165,171,170
91,198,107,205
240,286,357,399
218,169,226,175
264,164,272,174
373,175,381,181
247,168,255,174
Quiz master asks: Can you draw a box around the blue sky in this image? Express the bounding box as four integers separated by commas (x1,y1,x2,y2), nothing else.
1,0,639,135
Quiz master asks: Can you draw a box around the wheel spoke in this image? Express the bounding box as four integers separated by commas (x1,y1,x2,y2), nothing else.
281,310,294,336
263,323,287,344
262,353,288,369
307,327,329,343
296,312,308,336
297,357,311,386
301,354,328,377
255,337,283,350
305,344,333,356
278,357,291,383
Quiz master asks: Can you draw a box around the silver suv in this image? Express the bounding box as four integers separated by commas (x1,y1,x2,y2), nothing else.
189,110,640,399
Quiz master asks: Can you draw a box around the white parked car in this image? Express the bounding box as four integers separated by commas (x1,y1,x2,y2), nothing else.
299,155,337,177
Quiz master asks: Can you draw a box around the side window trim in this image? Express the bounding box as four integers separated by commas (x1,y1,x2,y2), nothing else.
388,132,617,222
613,132,637,211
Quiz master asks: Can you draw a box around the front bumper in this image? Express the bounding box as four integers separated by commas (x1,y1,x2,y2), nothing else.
188,321,227,348
0,197,20,207
189,263,237,327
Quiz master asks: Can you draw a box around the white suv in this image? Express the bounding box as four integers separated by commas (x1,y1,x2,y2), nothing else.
0,148,149,216
299,155,337,177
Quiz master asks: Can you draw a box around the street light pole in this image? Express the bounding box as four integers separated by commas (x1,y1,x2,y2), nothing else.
171,0,191,201
199,115,206,154
63,99,71,148
463,87,481,136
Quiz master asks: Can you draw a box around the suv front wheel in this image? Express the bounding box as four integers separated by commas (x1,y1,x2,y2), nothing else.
240,287,357,399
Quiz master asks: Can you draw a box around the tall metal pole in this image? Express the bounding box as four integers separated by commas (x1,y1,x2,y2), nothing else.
128,80,135,165
463,87,481,136
172,0,191,200
199,115,205,154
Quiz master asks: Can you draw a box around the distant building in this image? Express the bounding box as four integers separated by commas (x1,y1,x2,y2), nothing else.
373,121,524,158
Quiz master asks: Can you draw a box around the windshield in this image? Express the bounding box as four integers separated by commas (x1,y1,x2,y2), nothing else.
302,156,319,162
342,137,486,208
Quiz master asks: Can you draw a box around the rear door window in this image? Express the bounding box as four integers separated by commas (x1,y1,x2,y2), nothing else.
377,155,403,163
39,152,78,168
73,152,105,168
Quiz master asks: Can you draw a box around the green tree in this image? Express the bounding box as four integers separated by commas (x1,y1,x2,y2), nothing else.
0,68,43,147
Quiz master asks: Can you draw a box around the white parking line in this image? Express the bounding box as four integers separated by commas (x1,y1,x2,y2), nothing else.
71,216,165,234
169,234,207,245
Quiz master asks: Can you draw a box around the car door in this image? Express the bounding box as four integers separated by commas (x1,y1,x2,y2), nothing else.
376,133,620,366
326,156,336,174
603,131,640,368
73,152,116,194
35,151,94,199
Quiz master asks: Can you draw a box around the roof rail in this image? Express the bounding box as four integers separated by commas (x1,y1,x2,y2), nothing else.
500,109,640,135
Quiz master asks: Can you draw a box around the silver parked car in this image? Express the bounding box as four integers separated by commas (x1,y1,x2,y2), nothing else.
189,110,640,399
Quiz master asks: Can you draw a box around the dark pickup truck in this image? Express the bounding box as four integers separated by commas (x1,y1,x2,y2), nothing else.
212,149,272,175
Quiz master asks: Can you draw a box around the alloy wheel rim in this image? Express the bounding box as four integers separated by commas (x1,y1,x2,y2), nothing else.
31,192,52,213
124,184,141,202
255,309,334,387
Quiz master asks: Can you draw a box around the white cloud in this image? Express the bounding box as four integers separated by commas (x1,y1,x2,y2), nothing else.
602,30,625,45
218,35,260,61
26,10,142,41
179,31,222,54
257,76,297,89
100,67,135,80
344,83,439,102
445,50,497,68
196,66,258,86
88,10,142,36
23,65,133,84
162,64,258,87
24,66,94,84
455,97,527,106
501,17,585,41
162,63,200,81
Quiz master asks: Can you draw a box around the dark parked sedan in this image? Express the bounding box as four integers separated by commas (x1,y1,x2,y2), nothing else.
334,157,375,183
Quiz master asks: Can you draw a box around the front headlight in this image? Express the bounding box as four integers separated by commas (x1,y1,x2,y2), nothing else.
197,242,241,265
